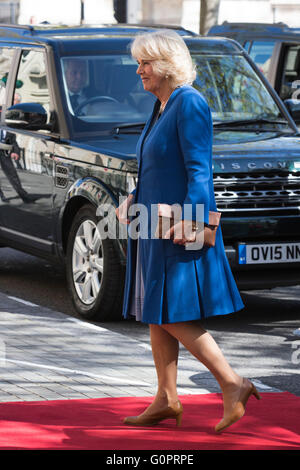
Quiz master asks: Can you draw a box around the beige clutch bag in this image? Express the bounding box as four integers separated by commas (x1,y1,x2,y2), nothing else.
155,203,221,247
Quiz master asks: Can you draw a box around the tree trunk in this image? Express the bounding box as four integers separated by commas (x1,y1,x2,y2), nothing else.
200,0,220,35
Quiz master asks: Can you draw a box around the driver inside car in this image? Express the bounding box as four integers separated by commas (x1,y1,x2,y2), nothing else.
63,58,91,114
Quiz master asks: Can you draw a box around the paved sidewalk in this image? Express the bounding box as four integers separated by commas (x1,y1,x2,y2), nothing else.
0,292,279,403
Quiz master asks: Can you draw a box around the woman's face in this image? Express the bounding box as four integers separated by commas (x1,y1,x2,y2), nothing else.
136,59,165,96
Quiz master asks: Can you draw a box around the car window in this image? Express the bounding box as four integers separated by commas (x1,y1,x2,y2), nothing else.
12,49,52,122
193,54,281,122
280,44,300,100
61,55,155,133
247,41,276,77
0,47,15,119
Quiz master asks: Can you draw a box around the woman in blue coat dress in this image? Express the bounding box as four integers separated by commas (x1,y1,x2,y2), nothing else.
116,30,261,433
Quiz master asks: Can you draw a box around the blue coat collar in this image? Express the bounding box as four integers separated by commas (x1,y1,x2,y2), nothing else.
137,85,190,159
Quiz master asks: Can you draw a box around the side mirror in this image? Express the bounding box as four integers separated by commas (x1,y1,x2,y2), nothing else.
284,99,300,125
5,102,49,130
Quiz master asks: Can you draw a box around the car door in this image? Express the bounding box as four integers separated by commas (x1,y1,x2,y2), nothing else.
0,47,55,254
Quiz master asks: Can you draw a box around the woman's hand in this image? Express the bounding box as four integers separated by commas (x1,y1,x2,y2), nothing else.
115,193,134,225
163,220,197,246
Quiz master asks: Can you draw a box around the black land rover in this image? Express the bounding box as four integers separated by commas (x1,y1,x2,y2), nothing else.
0,23,300,321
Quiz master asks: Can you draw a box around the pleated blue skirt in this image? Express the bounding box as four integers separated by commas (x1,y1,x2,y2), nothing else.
126,229,244,325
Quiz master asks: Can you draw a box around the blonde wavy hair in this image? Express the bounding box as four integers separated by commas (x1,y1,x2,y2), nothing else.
131,29,196,89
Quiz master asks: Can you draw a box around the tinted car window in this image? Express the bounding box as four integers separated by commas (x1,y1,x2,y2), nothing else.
0,47,15,118
192,54,281,122
61,55,155,133
13,49,52,121
248,41,276,77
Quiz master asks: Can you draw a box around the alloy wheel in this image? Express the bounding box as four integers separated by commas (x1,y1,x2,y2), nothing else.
72,219,103,305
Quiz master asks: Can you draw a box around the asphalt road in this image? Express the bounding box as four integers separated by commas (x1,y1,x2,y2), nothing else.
0,247,299,395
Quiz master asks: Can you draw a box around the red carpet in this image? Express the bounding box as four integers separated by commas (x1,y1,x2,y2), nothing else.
0,392,299,450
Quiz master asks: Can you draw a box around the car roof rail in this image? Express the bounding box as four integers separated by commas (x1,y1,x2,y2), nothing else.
114,22,198,35
208,21,289,34
0,23,35,37
0,22,198,39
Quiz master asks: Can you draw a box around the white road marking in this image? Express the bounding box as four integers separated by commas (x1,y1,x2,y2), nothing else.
7,296,38,307
67,316,108,332
251,379,277,391
6,294,153,353
6,358,152,387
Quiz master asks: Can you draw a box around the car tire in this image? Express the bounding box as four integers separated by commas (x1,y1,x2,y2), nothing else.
66,204,125,321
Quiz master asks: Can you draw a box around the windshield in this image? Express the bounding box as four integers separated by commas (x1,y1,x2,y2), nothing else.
61,52,284,135
192,54,282,123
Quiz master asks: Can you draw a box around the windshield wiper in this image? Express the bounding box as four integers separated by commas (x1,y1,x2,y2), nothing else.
213,118,288,128
113,122,146,134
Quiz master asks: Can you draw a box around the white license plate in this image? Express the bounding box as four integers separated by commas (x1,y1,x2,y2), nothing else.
238,242,300,264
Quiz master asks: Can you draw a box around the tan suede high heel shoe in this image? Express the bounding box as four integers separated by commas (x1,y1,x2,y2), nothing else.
123,400,183,427
215,378,261,433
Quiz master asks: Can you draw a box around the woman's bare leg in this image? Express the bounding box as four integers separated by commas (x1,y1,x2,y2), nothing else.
161,321,243,419
143,324,180,414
